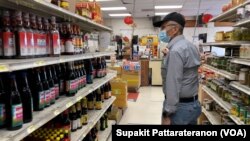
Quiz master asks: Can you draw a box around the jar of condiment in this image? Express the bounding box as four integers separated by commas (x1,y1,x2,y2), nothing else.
239,68,249,85
245,4,250,18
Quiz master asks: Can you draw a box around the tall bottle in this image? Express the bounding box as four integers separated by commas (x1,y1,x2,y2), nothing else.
59,63,66,96
81,97,88,125
87,93,94,110
31,68,45,111
49,16,60,57
30,14,38,57
40,67,51,107
108,82,112,98
80,60,87,87
52,65,59,100
6,74,23,130
61,109,71,131
100,116,105,131
65,62,76,96
91,58,97,79
75,62,81,91
96,58,103,78
65,23,74,55
69,105,78,132
84,59,93,84
22,12,34,58
38,16,46,57
17,71,33,123
76,102,82,129
46,66,56,104
0,76,6,128
15,11,28,59
104,83,109,99
95,89,102,110
102,57,107,76
43,18,50,57
100,85,105,102
59,23,65,55
2,10,16,59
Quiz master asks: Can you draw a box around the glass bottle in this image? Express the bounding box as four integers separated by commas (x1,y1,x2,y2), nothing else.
52,65,59,100
43,18,50,57
76,102,82,129
96,88,102,110
22,12,34,58
81,97,88,125
59,63,66,96
46,66,56,104
96,58,102,78
64,23,74,55
49,16,60,57
40,67,51,107
84,59,93,84
30,14,38,57
65,62,76,96
69,105,78,132
0,76,6,128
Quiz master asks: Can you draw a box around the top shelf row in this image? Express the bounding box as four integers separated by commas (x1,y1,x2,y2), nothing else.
210,0,250,27
1,0,112,32
0,52,116,73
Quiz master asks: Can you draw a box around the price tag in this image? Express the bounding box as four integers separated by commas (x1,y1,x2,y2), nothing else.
66,102,73,108
76,96,83,101
54,110,60,116
27,125,36,134
0,65,9,72
34,60,46,67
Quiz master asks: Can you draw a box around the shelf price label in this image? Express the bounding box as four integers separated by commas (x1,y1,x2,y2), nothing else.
34,60,46,67
27,125,36,134
0,65,9,72
66,102,73,108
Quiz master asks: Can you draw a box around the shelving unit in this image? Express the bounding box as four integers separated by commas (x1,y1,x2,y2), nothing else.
229,115,245,125
98,120,116,141
231,58,250,66
200,41,250,47
0,52,115,73
0,71,117,141
202,107,221,125
71,97,116,141
230,81,250,96
235,19,250,27
203,64,238,80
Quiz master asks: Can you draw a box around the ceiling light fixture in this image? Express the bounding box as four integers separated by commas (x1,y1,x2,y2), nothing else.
155,12,170,16
109,13,131,17
155,5,183,9
101,7,127,11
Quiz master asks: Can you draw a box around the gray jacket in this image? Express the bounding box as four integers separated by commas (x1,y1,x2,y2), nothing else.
161,35,200,115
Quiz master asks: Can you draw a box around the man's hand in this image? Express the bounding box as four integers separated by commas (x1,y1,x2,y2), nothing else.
161,48,169,56
162,117,171,125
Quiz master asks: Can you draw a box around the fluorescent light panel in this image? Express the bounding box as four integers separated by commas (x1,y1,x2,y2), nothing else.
101,7,127,11
155,5,183,9
155,12,170,16
109,13,131,17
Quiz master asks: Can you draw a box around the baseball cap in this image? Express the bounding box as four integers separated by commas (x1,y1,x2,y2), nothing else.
154,12,186,28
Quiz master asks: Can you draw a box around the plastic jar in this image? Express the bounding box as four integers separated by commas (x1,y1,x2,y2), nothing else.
239,68,249,85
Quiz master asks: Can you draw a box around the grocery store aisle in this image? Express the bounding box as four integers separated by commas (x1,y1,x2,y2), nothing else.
119,86,164,125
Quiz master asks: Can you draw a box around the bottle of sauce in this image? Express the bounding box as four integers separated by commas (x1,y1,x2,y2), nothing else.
43,18,50,57
108,82,112,98
6,74,23,130
84,59,93,84
30,14,38,57
40,67,51,107
52,65,60,100
59,63,66,96
61,109,71,131
104,83,109,99
46,66,56,104
65,23,74,55
75,62,81,91
2,10,16,59
96,58,102,78
91,58,97,79
59,23,65,55
100,116,105,131
17,71,33,123
22,12,34,58
76,102,82,129
30,68,45,111
36,16,45,57
96,88,102,110
65,62,76,96
100,85,105,102
50,16,60,57
87,93,94,110
0,76,6,128
15,11,28,59
72,25,78,54
69,105,78,132
81,97,88,125
102,57,107,76
81,60,87,87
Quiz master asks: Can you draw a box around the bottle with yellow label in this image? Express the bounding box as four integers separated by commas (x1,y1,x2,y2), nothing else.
95,89,102,110
87,92,94,110
81,97,88,125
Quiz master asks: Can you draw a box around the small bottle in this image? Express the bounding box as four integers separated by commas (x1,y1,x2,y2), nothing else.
49,16,60,57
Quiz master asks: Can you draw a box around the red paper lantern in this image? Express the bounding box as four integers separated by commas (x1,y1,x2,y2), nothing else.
124,16,133,25
202,14,213,24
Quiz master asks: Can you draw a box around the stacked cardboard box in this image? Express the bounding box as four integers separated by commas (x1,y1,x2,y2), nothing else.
110,78,128,108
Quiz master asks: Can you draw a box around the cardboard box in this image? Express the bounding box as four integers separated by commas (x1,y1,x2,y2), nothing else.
121,70,140,90
110,78,128,108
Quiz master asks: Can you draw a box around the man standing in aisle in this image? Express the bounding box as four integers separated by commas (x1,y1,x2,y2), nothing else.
155,12,201,125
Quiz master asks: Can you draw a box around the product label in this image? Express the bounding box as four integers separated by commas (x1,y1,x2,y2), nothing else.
87,75,93,83
77,118,81,128
87,101,94,110
39,91,45,109
60,80,64,93
52,33,60,55
81,114,88,125
26,31,34,56
41,34,47,55
71,120,78,130
95,101,102,110
65,40,74,53
83,76,87,86
18,32,28,56
97,70,102,78
54,84,59,98
66,80,75,94
11,104,23,127
50,88,55,101
44,90,51,105
0,104,6,126
3,32,15,57
33,33,39,56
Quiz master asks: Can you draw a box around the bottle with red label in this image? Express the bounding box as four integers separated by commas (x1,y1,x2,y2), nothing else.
15,11,28,59
5,74,23,131
80,60,87,87
59,23,65,55
30,14,38,57
40,67,51,107
65,23,74,55
84,59,94,84
46,66,56,104
59,63,66,96
49,16,60,57
22,12,34,58
96,57,103,78
91,58,97,79
36,16,44,57
65,62,76,96
29,68,45,111
43,18,50,57
0,75,6,128
17,71,33,123
2,10,16,59
73,62,80,91
52,65,60,100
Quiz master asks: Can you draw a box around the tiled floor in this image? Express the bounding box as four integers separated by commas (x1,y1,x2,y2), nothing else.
119,86,164,125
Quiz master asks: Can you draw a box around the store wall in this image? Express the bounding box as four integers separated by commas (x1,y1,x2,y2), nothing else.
104,18,233,42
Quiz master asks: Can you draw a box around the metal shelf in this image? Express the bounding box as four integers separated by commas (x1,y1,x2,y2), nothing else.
71,97,116,141
231,58,250,66
235,18,250,27
0,71,117,141
5,0,112,32
0,52,116,73
202,86,232,112
203,64,238,80
210,0,250,22
202,107,221,125
230,81,250,96
201,41,250,47
98,120,116,141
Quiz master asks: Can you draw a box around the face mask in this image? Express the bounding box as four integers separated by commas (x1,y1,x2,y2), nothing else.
158,31,170,43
